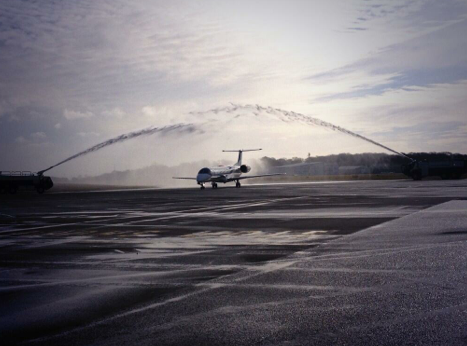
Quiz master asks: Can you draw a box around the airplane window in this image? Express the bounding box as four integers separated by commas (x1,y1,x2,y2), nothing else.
198,168,211,174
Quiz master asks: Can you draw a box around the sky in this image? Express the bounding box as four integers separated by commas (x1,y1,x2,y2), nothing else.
1,0,466,177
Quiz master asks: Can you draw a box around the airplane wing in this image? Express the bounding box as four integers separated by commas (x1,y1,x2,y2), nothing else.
172,177,197,180
234,173,286,181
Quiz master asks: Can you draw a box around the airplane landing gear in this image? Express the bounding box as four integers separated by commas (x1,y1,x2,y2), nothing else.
212,183,218,189
200,183,205,190
236,181,241,188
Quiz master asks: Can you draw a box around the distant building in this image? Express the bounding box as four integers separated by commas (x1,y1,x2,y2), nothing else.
270,163,374,176
273,162,338,176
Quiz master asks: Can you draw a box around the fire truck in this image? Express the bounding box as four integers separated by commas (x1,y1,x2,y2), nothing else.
0,171,54,194
402,160,466,180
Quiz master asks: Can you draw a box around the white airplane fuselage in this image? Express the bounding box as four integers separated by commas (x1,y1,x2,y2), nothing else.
196,165,245,184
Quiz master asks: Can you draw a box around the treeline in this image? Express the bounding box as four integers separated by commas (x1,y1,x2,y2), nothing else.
261,152,467,173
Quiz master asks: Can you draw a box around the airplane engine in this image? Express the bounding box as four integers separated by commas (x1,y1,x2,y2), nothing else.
240,164,251,173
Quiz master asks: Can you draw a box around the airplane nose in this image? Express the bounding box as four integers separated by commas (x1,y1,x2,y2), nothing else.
196,173,211,183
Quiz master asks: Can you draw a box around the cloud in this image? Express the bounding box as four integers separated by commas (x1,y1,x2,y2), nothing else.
63,109,94,120
31,132,47,139
0,0,255,110
308,18,467,101
316,66,467,102
318,80,467,153
102,108,125,119
139,104,198,126
77,132,100,137
0,100,8,118
347,27,367,31
15,136,26,143
141,106,157,118
9,114,20,122
54,123,61,129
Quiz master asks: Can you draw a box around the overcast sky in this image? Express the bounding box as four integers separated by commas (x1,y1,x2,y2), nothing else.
1,0,466,177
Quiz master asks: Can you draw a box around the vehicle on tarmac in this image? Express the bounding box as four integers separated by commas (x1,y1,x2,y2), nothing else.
402,159,466,180
0,171,54,194
173,149,284,189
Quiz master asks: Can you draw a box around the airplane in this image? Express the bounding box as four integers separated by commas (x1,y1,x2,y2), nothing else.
173,149,285,189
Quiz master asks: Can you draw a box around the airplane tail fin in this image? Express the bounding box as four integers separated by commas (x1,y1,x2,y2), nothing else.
222,149,262,166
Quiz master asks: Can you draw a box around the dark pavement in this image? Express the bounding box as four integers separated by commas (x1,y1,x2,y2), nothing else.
1,180,467,345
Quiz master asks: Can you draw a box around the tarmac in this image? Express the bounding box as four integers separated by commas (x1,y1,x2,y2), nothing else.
1,179,467,345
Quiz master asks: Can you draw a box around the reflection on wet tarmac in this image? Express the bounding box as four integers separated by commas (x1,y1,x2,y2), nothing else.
1,180,466,344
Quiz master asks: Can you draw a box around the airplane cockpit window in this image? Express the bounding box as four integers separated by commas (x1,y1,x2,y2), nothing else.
198,168,211,174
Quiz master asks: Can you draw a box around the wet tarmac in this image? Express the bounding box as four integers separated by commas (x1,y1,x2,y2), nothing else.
1,180,467,345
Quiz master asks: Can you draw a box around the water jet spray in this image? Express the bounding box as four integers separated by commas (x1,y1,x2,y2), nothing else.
37,123,200,175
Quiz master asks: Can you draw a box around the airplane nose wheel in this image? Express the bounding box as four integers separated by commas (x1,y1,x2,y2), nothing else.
236,181,241,188
200,183,205,190
211,183,218,189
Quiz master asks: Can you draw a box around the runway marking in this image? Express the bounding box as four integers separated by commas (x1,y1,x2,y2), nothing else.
0,269,215,291
145,294,336,334
53,187,160,194
199,282,370,292
0,223,79,234
123,196,309,224
284,267,422,274
17,236,90,249
0,213,15,218
0,259,248,271
27,283,227,344
47,196,310,233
